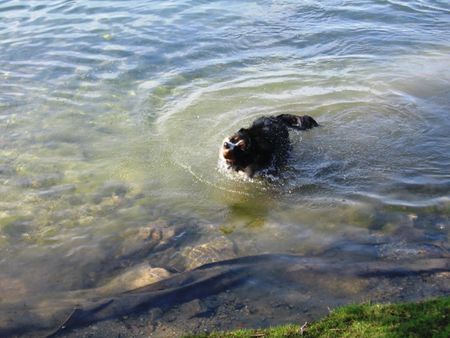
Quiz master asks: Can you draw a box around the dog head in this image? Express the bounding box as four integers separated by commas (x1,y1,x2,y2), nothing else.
220,129,252,167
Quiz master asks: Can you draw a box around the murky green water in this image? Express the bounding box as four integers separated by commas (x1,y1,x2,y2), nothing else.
0,0,449,309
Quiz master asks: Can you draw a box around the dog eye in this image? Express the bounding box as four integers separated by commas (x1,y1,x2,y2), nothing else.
223,142,230,149
236,140,246,150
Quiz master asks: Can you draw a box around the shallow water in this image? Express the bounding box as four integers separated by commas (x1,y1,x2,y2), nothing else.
0,0,449,317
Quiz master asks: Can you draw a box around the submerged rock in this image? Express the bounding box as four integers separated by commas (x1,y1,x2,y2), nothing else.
0,277,27,303
181,236,235,270
93,181,130,204
31,173,64,189
118,223,175,258
100,181,130,197
0,164,15,176
1,219,33,240
96,263,171,295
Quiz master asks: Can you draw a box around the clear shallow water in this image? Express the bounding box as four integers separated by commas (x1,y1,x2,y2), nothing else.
0,0,449,307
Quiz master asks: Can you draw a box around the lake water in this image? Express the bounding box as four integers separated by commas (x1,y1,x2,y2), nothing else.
1,0,449,333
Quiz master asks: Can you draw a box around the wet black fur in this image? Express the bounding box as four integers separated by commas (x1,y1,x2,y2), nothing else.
222,114,318,177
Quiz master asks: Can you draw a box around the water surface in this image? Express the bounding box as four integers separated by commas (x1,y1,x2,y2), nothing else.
0,0,449,323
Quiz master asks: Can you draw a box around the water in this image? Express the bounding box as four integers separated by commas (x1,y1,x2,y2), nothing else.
0,0,449,326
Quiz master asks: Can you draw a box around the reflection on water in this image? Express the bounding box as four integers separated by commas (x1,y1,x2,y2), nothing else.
0,0,449,322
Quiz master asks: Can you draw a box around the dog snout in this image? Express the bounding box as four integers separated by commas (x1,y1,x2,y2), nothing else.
224,141,235,150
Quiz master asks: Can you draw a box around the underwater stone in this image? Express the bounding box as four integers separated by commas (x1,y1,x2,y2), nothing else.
15,176,33,188
99,181,130,197
1,220,33,240
181,236,235,270
136,226,163,241
0,165,15,176
0,277,27,302
30,173,64,188
119,224,172,257
178,299,204,316
65,195,84,205
96,263,171,295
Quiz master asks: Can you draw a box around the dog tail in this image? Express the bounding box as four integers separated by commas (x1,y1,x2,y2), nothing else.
276,114,319,130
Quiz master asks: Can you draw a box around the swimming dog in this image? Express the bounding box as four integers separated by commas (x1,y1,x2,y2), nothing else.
220,114,318,177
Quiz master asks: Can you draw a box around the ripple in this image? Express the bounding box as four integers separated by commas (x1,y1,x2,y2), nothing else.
386,0,450,14
0,0,449,313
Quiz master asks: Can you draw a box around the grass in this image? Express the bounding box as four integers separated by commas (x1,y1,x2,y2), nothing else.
185,296,450,338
